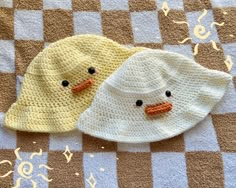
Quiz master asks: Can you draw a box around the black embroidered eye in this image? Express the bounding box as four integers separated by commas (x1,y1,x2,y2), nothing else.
165,90,171,97
136,100,143,107
62,80,69,87
88,67,96,74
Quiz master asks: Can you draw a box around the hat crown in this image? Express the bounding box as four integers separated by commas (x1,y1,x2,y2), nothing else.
106,53,169,93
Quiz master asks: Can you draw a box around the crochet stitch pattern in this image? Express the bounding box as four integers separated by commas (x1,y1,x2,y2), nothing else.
4,34,144,133
77,49,232,143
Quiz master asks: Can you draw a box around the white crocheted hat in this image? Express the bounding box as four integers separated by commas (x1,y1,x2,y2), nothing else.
77,49,232,143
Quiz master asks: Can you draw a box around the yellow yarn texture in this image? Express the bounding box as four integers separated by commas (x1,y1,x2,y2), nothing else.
4,34,144,133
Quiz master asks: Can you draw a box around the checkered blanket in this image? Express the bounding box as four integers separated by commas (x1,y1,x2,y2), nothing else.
0,0,236,187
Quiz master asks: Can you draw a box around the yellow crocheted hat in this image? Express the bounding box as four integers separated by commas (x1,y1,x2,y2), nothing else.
4,34,144,133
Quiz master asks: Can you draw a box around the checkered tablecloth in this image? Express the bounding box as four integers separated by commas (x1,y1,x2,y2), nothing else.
0,0,236,187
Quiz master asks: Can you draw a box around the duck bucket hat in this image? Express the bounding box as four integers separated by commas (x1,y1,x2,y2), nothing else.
77,49,232,143
4,34,144,133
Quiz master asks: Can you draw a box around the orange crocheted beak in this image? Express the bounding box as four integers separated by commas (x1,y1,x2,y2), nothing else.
145,102,172,116
72,78,94,93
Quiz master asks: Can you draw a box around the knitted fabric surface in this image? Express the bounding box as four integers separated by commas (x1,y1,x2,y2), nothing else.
4,34,144,133
77,49,232,143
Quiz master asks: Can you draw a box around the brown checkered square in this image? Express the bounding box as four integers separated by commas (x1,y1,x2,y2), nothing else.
0,8,14,40
0,73,16,112
134,43,163,49
129,0,156,11
184,0,212,12
73,0,101,11
212,113,236,152
186,152,224,188
193,43,228,72
82,134,117,152
0,150,16,188
117,152,153,188
150,134,185,152
48,151,84,188
44,10,73,42
102,11,133,44
15,40,44,76
14,0,43,10
158,10,190,45
16,131,49,152
213,8,236,43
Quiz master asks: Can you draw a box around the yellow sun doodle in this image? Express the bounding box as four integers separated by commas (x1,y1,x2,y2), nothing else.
174,9,225,55
0,147,53,188
173,9,234,71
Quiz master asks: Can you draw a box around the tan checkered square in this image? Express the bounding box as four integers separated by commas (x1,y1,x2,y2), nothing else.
186,152,224,188
0,73,16,112
212,113,236,152
73,0,101,11
0,150,16,188
16,131,49,152
102,11,133,44
48,151,84,188
213,8,236,43
193,43,228,72
82,134,117,152
184,0,212,12
44,10,73,42
158,10,190,45
151,134,185,152
117,152,153,187
0,8,14,40
15,40,44,76
14,0,43,9
129,0,156,11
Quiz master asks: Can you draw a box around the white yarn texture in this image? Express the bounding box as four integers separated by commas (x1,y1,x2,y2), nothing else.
77,49,232,143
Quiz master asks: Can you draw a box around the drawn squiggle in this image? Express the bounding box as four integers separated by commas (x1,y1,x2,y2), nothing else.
210,40,220,51
39,164,54,170
30,149,42,159
210,22,224,28
193,44,199,56
173,20,189,26
37,174,53,182
0,170,14,178
198,9,207,23
0,160,12,165
12,178,22,188
14,148,22,161
178,37,192,44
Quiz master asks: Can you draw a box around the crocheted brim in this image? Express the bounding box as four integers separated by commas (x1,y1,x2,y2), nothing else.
77,50,232,143
4,34,144,133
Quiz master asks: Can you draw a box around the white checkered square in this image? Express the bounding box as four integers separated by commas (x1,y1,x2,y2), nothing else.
131,11,162,43
0,0,13,8
184,116,220,151
0,127,16,149
43,0,72,10
101,0,129,10
164,44,194,60
49,131,82,151
152,152,188,188
73,12,102,35
0,40,15,73
14,10,43,40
